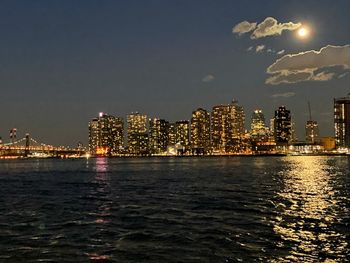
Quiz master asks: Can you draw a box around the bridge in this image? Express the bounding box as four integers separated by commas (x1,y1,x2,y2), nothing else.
0,134,86,158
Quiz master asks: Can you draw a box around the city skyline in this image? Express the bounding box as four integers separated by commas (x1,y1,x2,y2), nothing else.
1,1,350,145
0,95,346,148
84,95,348,156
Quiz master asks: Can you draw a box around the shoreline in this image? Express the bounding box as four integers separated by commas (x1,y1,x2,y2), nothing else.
0,152,348,160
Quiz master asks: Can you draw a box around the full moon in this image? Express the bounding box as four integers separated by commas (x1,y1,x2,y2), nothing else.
297,27,310,39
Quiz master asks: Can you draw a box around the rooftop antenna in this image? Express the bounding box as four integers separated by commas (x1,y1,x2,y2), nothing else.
308,101,312,121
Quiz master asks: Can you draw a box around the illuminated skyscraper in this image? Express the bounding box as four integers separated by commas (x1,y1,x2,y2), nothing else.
175,120,190,151
149,118,169,154
89,118,100,154
127,112,148,155
168,123,176,146
211,105,230,152
191,108,211,154
250,110,266,136
210,100,245,153
229,100,245,139
88,112,124,156
274,106,292,144
334,95,350,148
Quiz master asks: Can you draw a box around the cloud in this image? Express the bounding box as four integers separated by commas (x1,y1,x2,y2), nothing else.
338,72,349,79
266,71,313,85
202,74,215,82
251,17,301,39
255,45,265,53
266,45,350,85
232,21,257,36
247,46,253,52
233,17,301,39
277,49,285,55
312,71,335,81
271,92,296,98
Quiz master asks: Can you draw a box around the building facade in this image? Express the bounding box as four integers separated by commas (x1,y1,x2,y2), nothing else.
250,109,267,139
229,100,245,139
149,118,169,154
274,106,292,144
305,120,319,144
168,123,177,146
190,108,211,154
334,95,350,148
175,120,190,153
88,112,124,156
127,112,148,155
211,105,230,153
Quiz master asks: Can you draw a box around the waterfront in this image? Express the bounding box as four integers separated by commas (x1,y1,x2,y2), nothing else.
0,157,349,262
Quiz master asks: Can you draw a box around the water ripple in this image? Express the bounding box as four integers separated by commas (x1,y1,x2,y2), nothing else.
0,156,349,262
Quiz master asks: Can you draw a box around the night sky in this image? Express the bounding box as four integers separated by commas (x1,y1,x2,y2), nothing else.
1,0,350,146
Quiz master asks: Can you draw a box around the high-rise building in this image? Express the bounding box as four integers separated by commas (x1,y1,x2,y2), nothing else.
127,112,148,155
88,112,124,156
210,100,245,153
175,120,190,151
149,118,169,154
250,109,266,137
229,100,245,139
306,121,319,143
305,102,319,144
274,106,292,144
191,108,211,154
334,95,350,148
211,105,230,152
168,123,176,146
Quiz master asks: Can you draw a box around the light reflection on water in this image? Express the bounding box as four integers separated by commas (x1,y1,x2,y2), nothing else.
88,158,112,260
0,156,349,262
274,157,349,262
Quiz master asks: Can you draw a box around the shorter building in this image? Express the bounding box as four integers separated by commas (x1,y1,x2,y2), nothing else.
320,137,336,151
305,120,319,144
175,120,190,154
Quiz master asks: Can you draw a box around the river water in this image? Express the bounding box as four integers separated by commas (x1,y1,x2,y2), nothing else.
0,156,349,262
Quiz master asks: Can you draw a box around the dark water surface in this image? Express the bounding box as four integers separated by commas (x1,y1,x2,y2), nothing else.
0,156,349,262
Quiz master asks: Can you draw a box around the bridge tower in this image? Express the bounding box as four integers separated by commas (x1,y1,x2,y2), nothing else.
10,128,17,144
25,133,30,157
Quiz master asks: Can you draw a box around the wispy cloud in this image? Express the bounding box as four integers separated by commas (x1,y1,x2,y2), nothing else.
202,74,215,82
232,21,257,36
233,17,301,39
338,72,349,79
255,45,265,53
266,45,350,85
271,92,296,98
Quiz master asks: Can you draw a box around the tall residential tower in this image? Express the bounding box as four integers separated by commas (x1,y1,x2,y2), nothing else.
88,112,124,156
334,95,350,148
191,108,211,154
127,112,148,155
274,106,292,144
